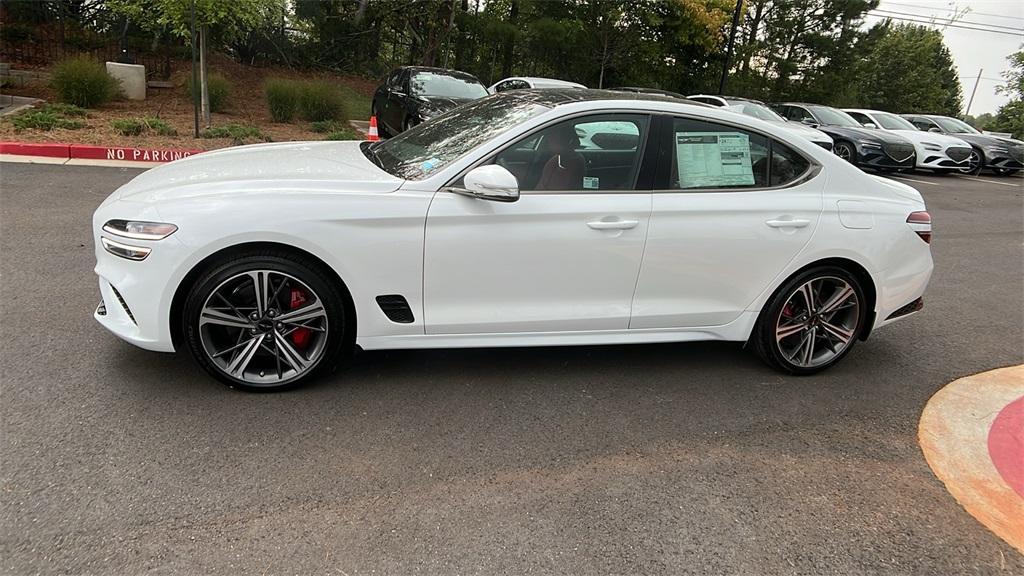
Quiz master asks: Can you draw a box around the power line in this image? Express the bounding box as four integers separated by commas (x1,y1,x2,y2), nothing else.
882,2,1024,22
866,12,1024,36
871,8,1024,32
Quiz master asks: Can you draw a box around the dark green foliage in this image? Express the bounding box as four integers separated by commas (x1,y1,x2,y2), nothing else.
323,127,363,141
186,74,232,113
9,104,88,131
200,123,269,143
298,81,347,122
111,117,178,136
51,56,121,108
309,119,348,133
264,78,301,122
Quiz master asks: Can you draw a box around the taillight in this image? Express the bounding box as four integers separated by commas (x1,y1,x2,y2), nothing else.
907,211,931,244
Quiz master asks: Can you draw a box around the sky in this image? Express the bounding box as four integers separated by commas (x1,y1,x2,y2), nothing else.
863,0,1023,115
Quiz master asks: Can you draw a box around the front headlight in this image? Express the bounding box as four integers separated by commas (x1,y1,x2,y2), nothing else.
102,220,178,241
101,237,151,261
922,142,942,151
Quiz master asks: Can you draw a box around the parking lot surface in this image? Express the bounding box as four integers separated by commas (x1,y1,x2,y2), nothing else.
1,163,1022,575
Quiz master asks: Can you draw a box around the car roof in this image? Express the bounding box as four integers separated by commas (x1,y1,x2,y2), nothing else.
843,108,883,114
514,88,710,108
612,86,688,99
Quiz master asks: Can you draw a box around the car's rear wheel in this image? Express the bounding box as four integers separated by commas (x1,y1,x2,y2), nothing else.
834,142,856,166
751,266,867,375
958,148,983,175
182,251,349,391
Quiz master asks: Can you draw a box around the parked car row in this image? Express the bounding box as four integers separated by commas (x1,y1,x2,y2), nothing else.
371,66,1022,176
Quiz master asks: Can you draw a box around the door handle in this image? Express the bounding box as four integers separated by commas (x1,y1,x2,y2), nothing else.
588,219,639,230
765,218,810,228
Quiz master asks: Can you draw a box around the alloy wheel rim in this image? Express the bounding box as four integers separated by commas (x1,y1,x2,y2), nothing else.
836,144,852,162
774,276,860,369
198,270,328,386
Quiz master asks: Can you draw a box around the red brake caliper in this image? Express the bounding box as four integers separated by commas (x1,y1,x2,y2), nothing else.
289,288,312,348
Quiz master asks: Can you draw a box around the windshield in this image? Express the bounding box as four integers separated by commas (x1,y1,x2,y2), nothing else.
873,112,917,131
932,116,980,134
808,106,861,127
728,102,785,122
410,72,488,100
366,94,548,180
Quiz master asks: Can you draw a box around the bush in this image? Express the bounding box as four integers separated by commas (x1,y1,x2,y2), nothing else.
200,123,268,144
298,80,347,122
185,73,231,113
9,104,87,131
111,117,177,137
309,120,348,133
50,56,121,108
265,78,300,122
324,127,362,141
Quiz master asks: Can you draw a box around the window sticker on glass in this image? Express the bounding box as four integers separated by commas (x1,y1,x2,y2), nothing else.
583,176,600,189
676,132,755,188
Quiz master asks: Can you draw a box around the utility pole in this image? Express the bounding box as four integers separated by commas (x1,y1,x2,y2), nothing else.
965,68,982,116
718,0,744,94
191,0,198,137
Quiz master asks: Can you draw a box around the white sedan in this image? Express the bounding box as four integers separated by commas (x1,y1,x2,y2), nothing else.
843,108,973,173
93,90,933,390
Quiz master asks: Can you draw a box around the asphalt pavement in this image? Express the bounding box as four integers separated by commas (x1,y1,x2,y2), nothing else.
1,162,1022,575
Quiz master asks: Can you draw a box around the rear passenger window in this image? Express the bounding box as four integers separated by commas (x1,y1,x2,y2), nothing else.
668,118,811,190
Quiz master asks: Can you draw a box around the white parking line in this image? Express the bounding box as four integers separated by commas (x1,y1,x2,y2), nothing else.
886,175,941,186
955,176,1023,188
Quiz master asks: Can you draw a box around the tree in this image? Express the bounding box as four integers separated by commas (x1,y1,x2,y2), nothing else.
856,22,962,115
988,48,1024,138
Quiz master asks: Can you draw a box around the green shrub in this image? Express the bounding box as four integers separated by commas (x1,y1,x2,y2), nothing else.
9,104,87,131
264,78,300,122
324,127,362,141
185,73,231,113
309,119,348,133
111,117,177,137
200,123,268,144
298,80,347,122
50,56,121,108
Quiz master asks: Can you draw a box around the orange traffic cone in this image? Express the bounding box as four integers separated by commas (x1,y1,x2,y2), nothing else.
367,116,380,141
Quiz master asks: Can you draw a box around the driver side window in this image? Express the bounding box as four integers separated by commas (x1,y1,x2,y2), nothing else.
492,114,650,192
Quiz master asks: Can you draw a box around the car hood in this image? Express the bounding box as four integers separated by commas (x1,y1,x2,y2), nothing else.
888,130,970,148
817,125,910,144
772,121,832,143
109,141,403,204
950,133,1014,149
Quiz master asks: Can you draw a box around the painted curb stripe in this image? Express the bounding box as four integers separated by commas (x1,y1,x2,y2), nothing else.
0,142,202,164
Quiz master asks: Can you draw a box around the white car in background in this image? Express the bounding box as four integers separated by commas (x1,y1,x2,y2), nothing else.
92,90,932,391
689,94,835,151
488,76,586,94
843,108,973,173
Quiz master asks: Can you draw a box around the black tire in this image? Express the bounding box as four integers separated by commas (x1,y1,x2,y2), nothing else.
958,148,983,175
834,141,857,166
991,168,1019,177
182,249,351,391
750,265,868,375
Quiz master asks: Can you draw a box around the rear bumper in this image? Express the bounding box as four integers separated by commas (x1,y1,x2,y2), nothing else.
873,249,933,331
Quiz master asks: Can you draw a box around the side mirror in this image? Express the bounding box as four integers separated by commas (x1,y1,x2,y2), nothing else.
449,164,520,202
862,122,877,129
928,127,941,133
801,118,819,128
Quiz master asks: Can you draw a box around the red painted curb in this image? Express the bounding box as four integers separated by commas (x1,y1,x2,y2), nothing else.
0,142,70,158
2,142,203,164
989,395,1024,500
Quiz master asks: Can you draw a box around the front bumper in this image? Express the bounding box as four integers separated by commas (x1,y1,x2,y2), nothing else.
917,146,970,169
985,154,1023,170
857,145,916,170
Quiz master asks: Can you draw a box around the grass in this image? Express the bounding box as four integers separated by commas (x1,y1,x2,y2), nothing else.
265,78,301,122
200,123,269,144
309,120,349,133
323,127,363,141
111,117,177,137
186,73,231,113
338,85,371,121
51,55,121,108
9,103,88,131
298,80,347,122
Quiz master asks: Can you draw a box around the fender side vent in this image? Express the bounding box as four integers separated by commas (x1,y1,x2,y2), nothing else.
376,295,414,324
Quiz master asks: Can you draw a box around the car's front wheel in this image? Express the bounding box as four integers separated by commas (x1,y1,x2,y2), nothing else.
182,250,350,391
751,266,867,375
958,148,983,175
834,142,856,166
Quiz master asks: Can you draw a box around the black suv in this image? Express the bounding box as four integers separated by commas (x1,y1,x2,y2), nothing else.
773,103,916,171
372,67,488,137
